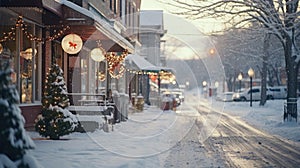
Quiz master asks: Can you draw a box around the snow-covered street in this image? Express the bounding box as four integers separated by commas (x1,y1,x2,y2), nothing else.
27,90,300,168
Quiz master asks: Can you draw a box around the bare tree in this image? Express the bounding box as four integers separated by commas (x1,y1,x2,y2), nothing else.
163,0,299,121
215,27,264,92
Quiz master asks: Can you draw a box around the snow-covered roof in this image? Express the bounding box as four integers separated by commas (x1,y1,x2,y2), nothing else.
140,10,164,27
125,54,161,71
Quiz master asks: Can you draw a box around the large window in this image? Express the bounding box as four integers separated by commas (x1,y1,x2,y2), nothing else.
19,22,42,104
0,9,42,104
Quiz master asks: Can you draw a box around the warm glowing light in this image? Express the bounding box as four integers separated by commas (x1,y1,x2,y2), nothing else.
209,48,215,55
61,34,83,54
238,73,243,81
22,93,26,102
248,68,254,77
91,47,105,62
215,82,219,88
20,48,37,60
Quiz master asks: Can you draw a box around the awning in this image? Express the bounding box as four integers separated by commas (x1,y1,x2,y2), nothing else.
60,0,134,53
0,0,61,14
0,0,62,24
0,0,42,7
125,54,161,71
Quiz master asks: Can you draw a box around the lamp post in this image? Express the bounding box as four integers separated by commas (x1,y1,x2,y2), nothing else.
248,68,254,107
202,81,207,97
238,73,243,92
91,48,105,93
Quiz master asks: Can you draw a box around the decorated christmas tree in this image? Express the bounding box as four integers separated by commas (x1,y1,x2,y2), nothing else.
35,64,78,140
0,62,41,167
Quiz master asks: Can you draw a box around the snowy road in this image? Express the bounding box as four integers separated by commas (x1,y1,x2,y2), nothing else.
164,97,300,168
28,94,300,168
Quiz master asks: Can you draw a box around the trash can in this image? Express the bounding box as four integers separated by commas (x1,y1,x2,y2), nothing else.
161,96,173,111
136,95,144,111
209,87,217,97
172,98,177,111
131,93,136,106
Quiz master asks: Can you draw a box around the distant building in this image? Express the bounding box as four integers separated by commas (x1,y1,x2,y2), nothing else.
139,10,167,66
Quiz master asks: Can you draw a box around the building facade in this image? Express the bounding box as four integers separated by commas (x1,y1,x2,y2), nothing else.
0,0,141,129
139,10,166,67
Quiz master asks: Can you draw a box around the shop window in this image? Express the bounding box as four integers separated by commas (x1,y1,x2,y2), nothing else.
19,23,40,104
0,15,41,104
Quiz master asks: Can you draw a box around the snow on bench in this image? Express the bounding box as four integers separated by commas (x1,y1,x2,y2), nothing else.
68,105,113,115
67,105,115,132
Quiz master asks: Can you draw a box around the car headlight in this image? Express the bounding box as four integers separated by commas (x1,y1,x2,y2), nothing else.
233,94,240,98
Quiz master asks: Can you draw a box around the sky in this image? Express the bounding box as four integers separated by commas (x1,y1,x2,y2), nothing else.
140,0,221,60
140,0,224,34
19,89,300,168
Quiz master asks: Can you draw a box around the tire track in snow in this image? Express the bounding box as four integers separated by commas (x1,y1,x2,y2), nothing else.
195,104,300,167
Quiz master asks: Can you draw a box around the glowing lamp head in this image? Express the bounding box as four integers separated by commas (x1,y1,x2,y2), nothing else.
91,48,105,62
248,68,254,78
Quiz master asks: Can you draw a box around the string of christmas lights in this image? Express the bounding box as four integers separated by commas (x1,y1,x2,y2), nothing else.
0,16,70,43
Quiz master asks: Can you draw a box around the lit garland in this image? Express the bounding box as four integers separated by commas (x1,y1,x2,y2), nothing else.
96,40,129,78
0,16,70,43
109,63,126,79
126,68,159,76
104,50,128,78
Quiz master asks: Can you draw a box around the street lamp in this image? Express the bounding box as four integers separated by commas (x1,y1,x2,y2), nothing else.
91,48,105,93
248,68,254,107
202,81,207,87
202,81,207,97
238,73,243,92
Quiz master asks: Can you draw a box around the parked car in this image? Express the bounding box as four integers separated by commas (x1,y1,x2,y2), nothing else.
170,90,184,106
161,91,181,107
216,92,234,102
232,86,273,101
268,86,287,99
171,89,185,102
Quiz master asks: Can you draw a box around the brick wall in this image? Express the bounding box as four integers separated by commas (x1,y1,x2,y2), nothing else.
20,105,42,130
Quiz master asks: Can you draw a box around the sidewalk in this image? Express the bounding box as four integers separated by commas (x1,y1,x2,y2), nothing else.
28,104,200,168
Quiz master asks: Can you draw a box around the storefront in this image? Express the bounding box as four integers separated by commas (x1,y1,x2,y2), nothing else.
1,0,136,129
60,1,134,105
0,7,43,128
0,1,66,129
